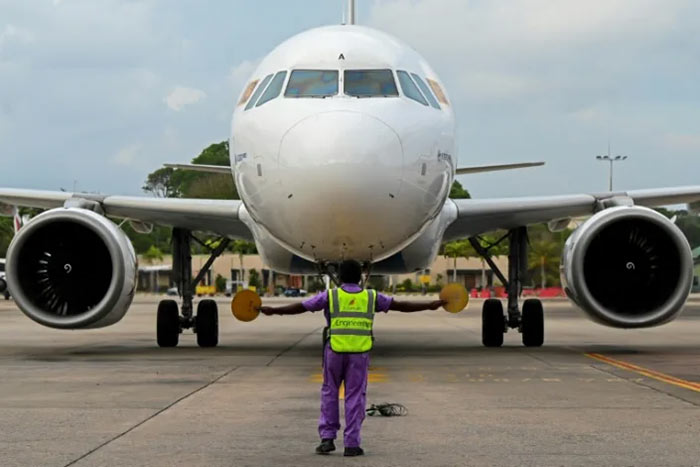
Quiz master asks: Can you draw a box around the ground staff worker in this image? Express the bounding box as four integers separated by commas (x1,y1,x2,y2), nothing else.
259,260,445,457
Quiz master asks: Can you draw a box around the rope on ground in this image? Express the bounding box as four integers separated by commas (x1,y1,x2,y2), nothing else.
366,403,408,417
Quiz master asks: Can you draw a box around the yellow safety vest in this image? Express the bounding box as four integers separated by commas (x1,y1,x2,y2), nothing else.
328,288,376,353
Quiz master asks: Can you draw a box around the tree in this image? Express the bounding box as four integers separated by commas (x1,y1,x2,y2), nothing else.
442,239,476,283
248,268,261,290
450,180,471,199
142,245,164,264
0,217,12,257
142,167,180,198
231,240,257,282
215,274,227,293
170,141,238,200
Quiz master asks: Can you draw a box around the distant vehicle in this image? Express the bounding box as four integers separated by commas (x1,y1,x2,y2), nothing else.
0,259,9,300
166,287,179,297
284,288,307,297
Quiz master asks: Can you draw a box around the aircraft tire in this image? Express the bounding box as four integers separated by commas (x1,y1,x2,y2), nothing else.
482,299,505,347
157,300,180,348
521,299,544,347
196,300,219,348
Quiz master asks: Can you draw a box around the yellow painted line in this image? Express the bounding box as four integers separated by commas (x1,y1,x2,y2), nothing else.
586,353,700,393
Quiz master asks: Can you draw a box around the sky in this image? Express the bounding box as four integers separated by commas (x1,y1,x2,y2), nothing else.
1,0,699,198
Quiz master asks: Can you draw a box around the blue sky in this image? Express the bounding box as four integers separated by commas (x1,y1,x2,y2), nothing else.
1,0,699,198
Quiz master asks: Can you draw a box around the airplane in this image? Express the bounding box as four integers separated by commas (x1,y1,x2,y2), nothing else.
1,0,699,348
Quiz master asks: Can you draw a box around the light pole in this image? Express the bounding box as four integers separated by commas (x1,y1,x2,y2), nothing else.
596,146,628,191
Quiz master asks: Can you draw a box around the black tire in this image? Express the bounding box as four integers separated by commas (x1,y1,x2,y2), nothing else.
157,300,180,348
522,299,544,347
482,299,505,347
196,300,219,348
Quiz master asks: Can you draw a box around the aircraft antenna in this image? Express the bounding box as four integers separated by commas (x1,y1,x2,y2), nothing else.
344,0,356,25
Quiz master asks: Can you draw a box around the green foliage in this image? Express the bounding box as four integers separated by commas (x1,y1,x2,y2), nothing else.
122,224,171,255
308,278,325,293
142,245,164,264
398,278,416,293
450,180,471,199
215,274,227,292
230,239,257,255
248,268,261,289
170,142,238,200
0,217,12,257
143,167,180,198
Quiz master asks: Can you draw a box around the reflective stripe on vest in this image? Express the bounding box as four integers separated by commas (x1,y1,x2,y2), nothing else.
328,288,375,353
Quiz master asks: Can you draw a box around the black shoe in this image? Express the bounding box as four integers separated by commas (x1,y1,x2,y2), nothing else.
315,439,336,455
344,447,364,457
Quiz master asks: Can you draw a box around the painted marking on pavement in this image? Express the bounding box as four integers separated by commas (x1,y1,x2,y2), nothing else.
586,353,700,393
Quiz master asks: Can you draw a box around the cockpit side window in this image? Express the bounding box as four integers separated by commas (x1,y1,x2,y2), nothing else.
411,73,441,109
427,78,449,106
256,71,287,107
344,69,399,98
238,79,259,106
285,70,338,98
397,70,428,106
245,74,273,110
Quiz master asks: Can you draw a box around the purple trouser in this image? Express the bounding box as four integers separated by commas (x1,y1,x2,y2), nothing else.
319,344,370,448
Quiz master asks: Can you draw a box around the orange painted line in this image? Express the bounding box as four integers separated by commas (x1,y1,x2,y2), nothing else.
586,353,700,393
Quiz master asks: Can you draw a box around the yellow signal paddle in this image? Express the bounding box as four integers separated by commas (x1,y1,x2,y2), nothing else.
231,289,262,322
439,283,469,313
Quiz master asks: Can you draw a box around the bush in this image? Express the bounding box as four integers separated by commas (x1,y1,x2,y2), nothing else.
215,274,227,293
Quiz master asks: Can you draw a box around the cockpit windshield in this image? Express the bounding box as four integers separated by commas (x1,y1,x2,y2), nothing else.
285,70,338,98
344,70,399,98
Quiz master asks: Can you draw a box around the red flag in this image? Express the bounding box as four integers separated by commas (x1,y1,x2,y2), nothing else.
13,207,21,234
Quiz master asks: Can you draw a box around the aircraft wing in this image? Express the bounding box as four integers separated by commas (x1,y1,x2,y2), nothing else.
443,186,700,241
0,188,253,240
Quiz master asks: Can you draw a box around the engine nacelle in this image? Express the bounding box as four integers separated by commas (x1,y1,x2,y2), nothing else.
6,208,137,329
561,206,693,328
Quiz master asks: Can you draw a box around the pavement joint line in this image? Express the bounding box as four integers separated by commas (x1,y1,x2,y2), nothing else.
61,366,241,467
585,352,700,393
265,327,322,367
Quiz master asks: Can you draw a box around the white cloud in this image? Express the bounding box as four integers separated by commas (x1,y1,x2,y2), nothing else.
0,24,34,48
664,133,700,152
112,144,143,166
164,86,207,111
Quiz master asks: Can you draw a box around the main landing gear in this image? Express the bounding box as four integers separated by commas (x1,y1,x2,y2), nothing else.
469,227,544,348
157,228,230,348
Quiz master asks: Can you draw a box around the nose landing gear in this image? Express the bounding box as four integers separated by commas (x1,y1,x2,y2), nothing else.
469,227,545,348
156,228,230,348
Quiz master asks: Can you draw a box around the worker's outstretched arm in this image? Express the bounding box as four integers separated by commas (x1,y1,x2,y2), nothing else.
259,303,308,316
390,300,446,313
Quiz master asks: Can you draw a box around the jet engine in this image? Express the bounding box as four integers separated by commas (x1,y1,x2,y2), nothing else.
561,206,693,328
5,208,137,329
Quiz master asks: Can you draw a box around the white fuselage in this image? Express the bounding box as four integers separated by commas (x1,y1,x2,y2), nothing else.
231,25,456,265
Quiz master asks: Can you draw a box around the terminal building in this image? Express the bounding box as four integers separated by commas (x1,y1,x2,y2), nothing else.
137,253,509,295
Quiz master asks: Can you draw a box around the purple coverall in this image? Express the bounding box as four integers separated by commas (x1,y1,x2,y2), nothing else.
302,284,393,448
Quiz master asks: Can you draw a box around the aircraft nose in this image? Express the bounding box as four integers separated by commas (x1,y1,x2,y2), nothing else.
275,111,406,261
278,111,404,188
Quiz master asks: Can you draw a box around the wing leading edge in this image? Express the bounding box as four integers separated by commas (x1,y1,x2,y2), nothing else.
0,188,253,240
444,186,700,241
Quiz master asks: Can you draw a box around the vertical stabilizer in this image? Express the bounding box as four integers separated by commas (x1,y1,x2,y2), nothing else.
344,0,356,25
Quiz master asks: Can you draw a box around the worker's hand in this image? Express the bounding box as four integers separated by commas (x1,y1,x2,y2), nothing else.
258,306,275,316
428,300,447,310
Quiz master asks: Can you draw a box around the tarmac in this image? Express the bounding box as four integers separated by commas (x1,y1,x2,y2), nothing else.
1,295,700,467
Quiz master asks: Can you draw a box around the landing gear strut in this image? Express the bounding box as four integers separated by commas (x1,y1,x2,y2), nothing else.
156,228,230,348
470,227,544,348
